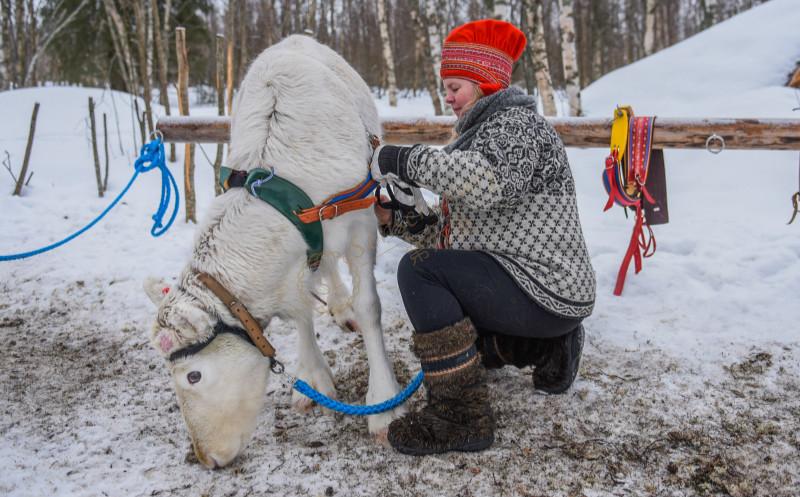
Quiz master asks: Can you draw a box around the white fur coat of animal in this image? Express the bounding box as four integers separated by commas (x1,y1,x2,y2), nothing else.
143,35,403,469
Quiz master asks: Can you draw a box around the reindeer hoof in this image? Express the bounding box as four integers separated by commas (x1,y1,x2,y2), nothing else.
291,392,316,413
372,428,390,448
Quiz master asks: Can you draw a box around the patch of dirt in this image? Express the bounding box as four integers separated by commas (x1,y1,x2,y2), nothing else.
1,282,798,497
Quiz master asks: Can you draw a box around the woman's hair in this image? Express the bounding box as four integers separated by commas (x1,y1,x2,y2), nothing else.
460,85,485,117
450,85,485,141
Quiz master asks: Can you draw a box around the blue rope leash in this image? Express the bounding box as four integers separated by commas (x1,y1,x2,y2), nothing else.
292,370,424,416
0,137,179,262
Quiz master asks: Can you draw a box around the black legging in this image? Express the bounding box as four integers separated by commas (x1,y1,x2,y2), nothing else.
397,249,581,337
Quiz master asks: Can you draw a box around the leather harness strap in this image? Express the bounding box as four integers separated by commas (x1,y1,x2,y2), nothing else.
196,272,276,358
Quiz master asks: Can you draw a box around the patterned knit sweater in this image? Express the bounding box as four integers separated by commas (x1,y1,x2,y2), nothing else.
380,87,596,319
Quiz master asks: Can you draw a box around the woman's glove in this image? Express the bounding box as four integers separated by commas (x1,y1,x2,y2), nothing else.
369,144,419,186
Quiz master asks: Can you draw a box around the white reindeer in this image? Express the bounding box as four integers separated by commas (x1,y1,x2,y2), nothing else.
142,35,403,469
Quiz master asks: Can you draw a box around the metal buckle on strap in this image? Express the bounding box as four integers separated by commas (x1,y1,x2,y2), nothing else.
319,204,338,222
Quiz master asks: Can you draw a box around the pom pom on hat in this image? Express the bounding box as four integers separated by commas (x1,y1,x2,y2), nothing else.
440,19,527,96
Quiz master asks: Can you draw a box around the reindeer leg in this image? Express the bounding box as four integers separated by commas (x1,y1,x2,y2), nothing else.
290,313,337,413
319,257,359,333
344,224,404,443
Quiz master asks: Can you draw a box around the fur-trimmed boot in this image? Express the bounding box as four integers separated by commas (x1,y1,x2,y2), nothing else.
387,318,495,456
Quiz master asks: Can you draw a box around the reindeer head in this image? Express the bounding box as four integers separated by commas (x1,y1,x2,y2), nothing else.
143,277,271,469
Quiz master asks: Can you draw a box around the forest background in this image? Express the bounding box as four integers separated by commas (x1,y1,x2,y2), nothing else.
0,0,781,119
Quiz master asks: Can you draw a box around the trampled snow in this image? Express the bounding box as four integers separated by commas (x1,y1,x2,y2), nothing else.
1,1,798,496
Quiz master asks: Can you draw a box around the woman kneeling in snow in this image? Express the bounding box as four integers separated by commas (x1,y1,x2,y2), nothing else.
371,19,596,456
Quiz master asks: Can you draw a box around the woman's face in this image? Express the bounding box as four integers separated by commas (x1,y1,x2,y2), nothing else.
443,78,480,118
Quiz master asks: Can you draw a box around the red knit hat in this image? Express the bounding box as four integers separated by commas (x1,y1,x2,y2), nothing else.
440,20,527,96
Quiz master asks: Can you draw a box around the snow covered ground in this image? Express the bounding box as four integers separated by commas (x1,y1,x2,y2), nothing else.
1,1,799,496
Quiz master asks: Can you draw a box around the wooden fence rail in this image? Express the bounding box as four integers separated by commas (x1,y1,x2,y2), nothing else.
156,116,800,150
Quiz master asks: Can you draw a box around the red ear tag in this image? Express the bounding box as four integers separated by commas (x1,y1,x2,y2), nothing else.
161,287,170,295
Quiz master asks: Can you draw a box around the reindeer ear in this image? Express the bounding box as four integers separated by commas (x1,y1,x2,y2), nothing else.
176,301,214,337
143,277,171,306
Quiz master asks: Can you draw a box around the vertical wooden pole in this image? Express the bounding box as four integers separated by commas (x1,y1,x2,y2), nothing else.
176,26,196,223
213,34,225,196
225,4,235,116
88,98,103,197
103,112,109,193
13,101,38,196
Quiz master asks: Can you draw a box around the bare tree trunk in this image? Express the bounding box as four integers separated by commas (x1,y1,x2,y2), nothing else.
88,97,104,197
150,0,174,162
176,26,195,223
213,34,225,196
1,0,15,87
24,0,34,85
14,0,25,84
24,0,91,86
151,0,168,110
558,0,582,116
328,0,335,49
237,0,248,82
306,0,317,34
103,113,109,193
643,0,656,55
13,101,37,196
162,0,171,69
226,1,235,115
424,0,446,115
103,0,138,96
133,0,154,134
525,0,557,116
410,2,442,115
492,0,511,21
376,0,397,106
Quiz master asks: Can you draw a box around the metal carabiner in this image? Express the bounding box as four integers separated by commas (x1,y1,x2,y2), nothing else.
269,357,285,375
250,167,276,196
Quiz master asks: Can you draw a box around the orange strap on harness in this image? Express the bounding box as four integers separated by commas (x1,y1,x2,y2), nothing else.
294,178,377,224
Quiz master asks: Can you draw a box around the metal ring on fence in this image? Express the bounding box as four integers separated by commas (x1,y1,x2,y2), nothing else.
150,129,164,142
705,133,725,155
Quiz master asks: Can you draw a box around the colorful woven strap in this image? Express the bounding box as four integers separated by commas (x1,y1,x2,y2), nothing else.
295,172,378,224
601,107,659,296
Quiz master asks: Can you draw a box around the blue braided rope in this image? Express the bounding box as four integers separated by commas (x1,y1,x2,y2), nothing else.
0,138,178,261
292,370,424,416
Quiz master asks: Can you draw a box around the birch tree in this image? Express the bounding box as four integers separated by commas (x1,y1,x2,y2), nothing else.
376,0,397,106
133,0,154,134
558,0,581,116
492,0,511,22
410,0,442,115
102,0,138,96
424,0,447,115
524,0,556,116
643,0,656,55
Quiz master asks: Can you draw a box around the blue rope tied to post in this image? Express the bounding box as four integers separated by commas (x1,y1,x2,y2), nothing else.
292,370,424,416
0,137,179,261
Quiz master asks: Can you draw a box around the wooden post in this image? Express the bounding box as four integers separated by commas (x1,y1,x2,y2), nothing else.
156,116,800,151
103,112,110,193
88,97,104,197
176,26,196,223
13,102,39,196
213,34,225,196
